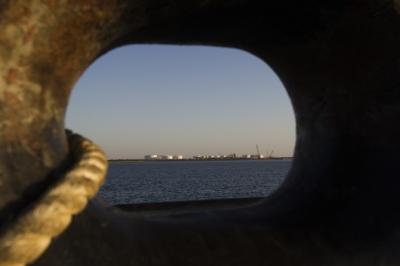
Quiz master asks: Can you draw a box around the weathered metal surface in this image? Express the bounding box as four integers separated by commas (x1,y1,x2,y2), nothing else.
0,0,122,226
0,0,399,265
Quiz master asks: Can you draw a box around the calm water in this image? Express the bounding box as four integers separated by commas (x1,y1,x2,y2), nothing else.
99,160,292,205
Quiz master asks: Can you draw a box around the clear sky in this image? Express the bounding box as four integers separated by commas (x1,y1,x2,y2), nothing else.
65,45,295,159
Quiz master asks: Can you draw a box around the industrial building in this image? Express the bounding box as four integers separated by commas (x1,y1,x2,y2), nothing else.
144,154,184,160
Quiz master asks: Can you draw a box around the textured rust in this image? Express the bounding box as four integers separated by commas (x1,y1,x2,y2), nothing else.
4,68,17,85
22,24,36,44
0,1,400,266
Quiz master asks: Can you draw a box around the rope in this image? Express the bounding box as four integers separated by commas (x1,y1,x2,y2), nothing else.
0,132,108,266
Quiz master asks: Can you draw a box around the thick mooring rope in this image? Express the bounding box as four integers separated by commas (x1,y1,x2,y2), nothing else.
0,133,108,266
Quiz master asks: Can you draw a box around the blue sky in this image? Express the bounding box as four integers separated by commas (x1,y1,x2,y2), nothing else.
66,45,295,159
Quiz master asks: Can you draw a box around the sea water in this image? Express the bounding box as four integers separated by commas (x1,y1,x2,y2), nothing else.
99,160,291,205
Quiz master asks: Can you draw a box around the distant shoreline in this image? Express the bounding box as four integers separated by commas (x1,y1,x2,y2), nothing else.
108,158,293,163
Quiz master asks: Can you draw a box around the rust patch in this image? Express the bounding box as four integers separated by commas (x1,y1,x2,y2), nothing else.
2,91,23,143
19,7,32,26
42,0,59,9
4,68,18,85
2,3,31,28
4,90,22,109
23,24,36,44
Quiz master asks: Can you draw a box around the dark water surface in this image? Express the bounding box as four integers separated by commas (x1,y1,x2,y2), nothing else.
99,160,291,205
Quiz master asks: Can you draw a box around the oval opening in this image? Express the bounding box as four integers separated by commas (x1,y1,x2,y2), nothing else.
66,45,295,205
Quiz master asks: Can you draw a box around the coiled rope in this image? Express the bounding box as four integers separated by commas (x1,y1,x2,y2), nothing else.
0,132,108,266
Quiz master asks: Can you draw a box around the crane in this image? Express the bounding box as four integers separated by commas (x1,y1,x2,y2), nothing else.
256,144,261,158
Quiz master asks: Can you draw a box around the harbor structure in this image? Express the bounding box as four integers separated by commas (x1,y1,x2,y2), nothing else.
144,154,159,160
251,154,264,159
145,154,184,160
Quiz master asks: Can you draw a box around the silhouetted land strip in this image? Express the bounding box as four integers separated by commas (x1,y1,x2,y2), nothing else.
114,197,264,217
108,158,292,163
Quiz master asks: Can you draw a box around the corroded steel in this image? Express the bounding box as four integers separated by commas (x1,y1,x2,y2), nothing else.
0,1,399,265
